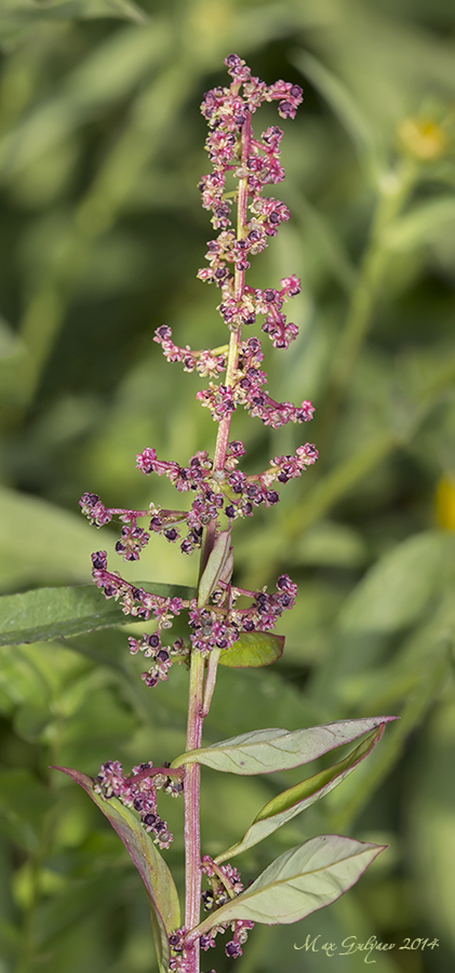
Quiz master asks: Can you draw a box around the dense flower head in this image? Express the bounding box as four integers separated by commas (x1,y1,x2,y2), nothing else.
93,759,182,849
79,56,316,699
79,492,112,527
199,855,255,959
197,54,303,371
154,326,227,377
88,547,298,664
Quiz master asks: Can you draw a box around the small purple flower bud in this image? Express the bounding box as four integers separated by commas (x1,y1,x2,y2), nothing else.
226,941,243,958
143,813,157,827
243,619,255,631
165,528,179,542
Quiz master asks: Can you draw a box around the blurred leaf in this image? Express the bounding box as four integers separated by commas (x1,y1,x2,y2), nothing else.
327,646,450,832
0,768,54,852
293,51,379,174
0,0,147,34
384,197,455,252
294,520,368,568
286,432,399,538
171,716,396,775
215,724,386,863
339,531,451,634
56,766,180,972
0,485,104,590
193,836,384,931
0,315,25,360
0,581,196,646
294,194,357,294
13,701,51,741
218,630,284,668
0,21,170,179
408,691,455,951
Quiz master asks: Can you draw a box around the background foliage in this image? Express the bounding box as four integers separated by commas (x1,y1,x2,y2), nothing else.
0,1,455,971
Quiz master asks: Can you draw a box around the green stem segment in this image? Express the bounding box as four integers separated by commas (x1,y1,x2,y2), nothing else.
183,113,252,971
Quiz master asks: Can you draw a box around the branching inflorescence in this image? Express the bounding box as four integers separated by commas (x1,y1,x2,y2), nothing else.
80,54,315,681
71,54,392,973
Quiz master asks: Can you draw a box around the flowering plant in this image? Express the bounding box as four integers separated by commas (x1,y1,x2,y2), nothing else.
58,55,394,973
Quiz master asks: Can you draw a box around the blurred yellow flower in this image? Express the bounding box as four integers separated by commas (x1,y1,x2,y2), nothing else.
398,117,449,160
436,476,455,530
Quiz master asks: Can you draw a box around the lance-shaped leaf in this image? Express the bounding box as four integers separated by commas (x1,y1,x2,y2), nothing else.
55,767,180,973
215,725,385,863
170,715,397,775
0,581,196,646
218,631,284,668
197,531,232,608
188,836,384,937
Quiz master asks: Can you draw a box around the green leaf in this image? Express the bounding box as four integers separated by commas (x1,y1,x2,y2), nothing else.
170,716,396,775
218,631,284,668
339,531,450,634
55,767,180,973
190,836,384,934
197,531,232,608
0,581,196,646
214,725,386,863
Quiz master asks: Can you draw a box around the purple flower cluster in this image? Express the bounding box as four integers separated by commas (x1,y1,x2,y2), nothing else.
93,759,183,849
80,434,318,560
135,437,317,537
90,547,296,662
79,55,316,701
199,54,302,215
196,54,303,354
168,928,190,973
91,550,186,615
127,633,187,688
79,492,113,527
199,856,255,959
189,573,297,652
153,326,227,377
215,275,301,349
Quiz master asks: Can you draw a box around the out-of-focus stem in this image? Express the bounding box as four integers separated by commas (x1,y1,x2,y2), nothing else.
318,160,416,452
183,113,252,971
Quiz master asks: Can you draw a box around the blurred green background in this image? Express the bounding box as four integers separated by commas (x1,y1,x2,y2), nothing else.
1,0,455,971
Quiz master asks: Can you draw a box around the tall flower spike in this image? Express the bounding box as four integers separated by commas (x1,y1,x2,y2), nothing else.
80,56,315,683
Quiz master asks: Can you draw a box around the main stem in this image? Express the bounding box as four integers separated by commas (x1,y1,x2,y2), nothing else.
183,112,252,972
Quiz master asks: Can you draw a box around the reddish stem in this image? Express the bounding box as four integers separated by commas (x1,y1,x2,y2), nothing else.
183,112,252,973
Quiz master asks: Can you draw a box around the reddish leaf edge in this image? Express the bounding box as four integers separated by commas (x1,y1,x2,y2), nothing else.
52,765,180,973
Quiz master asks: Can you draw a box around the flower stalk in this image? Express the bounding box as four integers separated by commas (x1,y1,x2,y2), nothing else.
71,54,394,973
